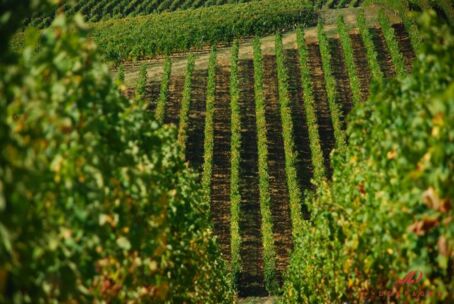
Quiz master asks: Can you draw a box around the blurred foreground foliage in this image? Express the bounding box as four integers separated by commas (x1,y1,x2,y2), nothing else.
0,1,233,303
282,11,454,304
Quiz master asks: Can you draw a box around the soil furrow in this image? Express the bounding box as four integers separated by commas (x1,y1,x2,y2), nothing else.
145,81,161,113
350,33,372,101
370,27,396,78
186,69,208,170
307,43,336,177
210,65,232,261
284,49,314,191
124,88,135,100
237,59,267,297
392,23,416,72
164,75,184,125
263,55,293,286
124,81,161,114
327,39,353,124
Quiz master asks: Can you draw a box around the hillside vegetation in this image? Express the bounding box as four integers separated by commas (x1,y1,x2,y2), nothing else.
0,2,232,303
283,12,454,303
1,0,453,302
26,0,259,27
90,0,317,61
14,0,318,61
117,2,422,296
26,0,369,29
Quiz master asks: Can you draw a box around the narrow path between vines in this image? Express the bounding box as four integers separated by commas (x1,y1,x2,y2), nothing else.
238,59,267,297
211,64,232,261
263,55,293,286
186,68,208,170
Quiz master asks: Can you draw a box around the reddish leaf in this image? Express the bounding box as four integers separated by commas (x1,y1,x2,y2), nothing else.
408,217,439,236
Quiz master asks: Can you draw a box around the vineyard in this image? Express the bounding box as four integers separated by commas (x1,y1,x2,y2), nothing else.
117,3,431,298
2,0,454,303
26,0,258,27
25,0,370,28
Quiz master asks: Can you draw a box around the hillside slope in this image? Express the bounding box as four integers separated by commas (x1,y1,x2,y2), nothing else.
117,3,422,298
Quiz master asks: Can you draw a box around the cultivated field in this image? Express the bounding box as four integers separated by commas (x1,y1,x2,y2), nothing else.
26,0,370,27
3,0,453,302
118,4,422,297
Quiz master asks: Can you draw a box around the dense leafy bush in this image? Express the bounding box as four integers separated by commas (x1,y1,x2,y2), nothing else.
0,4,232,303
282,12,453,303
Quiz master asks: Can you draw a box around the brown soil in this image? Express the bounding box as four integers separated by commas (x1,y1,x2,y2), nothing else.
237,59,267,297
164,75,184,125
326,39,352,125
306,44,336,178
350,32,372,101
284,49,314,191
210,64,232,261
263,55,293,286
392,23,416,72
145,80,161,113
369,27,396,78
185,68,208,170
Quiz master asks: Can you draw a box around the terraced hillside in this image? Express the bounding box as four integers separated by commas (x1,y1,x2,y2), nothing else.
115,4,428,298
